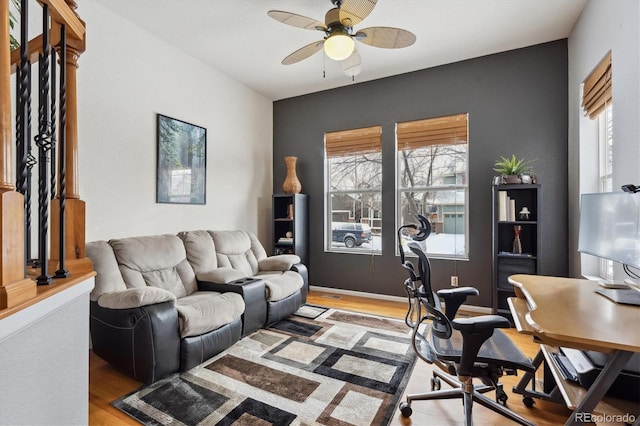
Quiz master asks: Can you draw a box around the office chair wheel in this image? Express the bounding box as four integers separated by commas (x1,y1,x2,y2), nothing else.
399,402,413,417
523,396,535,408
496,386,508,406
431,376,441,391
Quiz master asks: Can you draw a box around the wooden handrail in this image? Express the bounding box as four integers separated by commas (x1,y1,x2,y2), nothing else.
37,0,84,41
9,0,86,74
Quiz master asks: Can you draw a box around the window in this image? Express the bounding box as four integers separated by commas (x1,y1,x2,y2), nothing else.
396,114,469,259
325,126,382,252
581,51,613,280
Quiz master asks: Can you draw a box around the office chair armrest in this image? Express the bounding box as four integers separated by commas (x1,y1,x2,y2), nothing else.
437,287,479,322
452,315,510,333
452,315,511,378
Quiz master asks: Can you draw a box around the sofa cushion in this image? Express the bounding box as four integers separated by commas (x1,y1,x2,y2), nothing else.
209,231,259,276
178,230,218,275
87,240,127,301
254,271,304,302
175,292,245,338
109,234,197,298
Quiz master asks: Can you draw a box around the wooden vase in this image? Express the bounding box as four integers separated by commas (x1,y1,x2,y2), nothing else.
283,156,302,194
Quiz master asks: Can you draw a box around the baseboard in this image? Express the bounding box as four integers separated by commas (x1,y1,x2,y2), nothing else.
309,285,492,315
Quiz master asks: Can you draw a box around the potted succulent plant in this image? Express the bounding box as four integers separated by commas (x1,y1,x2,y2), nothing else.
493,155,535,185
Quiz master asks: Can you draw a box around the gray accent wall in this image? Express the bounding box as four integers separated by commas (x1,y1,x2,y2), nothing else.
273,40,568,308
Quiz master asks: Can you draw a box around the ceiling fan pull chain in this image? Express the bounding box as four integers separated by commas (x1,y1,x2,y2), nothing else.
323,53,326,78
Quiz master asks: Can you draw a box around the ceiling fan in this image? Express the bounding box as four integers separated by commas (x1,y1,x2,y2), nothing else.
268,0,416,77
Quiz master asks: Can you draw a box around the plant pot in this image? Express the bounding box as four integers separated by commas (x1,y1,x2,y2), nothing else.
503,175,522,184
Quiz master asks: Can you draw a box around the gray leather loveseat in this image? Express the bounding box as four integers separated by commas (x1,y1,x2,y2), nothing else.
87,230,308,383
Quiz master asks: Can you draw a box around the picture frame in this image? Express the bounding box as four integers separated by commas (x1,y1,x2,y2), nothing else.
156,114,207,204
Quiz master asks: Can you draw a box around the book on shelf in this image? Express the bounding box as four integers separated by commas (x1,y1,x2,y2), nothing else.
498,191,508,221
498,251,533,257
277,237,293,245
498,191,517,221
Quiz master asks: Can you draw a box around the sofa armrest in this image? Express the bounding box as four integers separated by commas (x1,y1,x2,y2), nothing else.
198,268,248,284
90,300,181,383
258,255,301,272
97,287,176,309
290,263,308,302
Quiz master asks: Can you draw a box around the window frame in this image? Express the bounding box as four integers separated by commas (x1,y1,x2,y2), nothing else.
324,126,383,255
395,114,470,260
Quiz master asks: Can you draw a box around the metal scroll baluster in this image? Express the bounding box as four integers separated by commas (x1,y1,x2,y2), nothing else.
50,48,57,200
35,4,53,285
15,0,32,269
25,91,36,267
55,25,69,279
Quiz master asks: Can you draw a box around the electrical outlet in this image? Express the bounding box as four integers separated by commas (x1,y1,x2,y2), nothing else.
451,276,459,287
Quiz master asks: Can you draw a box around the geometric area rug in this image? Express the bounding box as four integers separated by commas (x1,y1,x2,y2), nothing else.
112,306,417,426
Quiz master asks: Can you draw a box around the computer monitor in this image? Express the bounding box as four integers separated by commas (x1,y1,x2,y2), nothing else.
578,192,640,270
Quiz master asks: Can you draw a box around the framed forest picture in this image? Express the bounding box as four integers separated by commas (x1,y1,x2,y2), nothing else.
156,114,207,204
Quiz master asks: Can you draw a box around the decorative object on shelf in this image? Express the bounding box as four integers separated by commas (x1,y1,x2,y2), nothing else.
285,231,293,238
519,207,531,220
282,156,302,194
492,155,536,185
512,225,522,254
287,204,294,219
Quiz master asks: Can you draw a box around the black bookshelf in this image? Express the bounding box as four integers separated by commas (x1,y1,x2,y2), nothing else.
272,194,308,266
492,184,541,320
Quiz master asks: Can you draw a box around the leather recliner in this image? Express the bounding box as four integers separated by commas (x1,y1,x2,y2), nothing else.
87,235,245,383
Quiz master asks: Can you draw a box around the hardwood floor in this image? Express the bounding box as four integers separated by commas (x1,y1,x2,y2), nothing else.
89,289,577,425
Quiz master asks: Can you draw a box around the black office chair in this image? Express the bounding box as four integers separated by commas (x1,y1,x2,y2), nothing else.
397,215,536,426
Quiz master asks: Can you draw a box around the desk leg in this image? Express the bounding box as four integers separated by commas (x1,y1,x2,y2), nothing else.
513,349,563,404
565,350,634,426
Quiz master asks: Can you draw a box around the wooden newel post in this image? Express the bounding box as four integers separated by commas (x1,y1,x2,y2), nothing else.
0,0,36,308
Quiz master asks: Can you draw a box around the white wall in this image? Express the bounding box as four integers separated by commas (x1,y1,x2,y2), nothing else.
567,0,640,278
77,2,274,244
0,279,93,426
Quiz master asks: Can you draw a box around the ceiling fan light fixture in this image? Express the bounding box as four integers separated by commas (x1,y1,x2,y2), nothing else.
324,33,354,61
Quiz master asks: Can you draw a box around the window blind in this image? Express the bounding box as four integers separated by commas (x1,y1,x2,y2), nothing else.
325,125,382,158
582,51,612,120
397,113,468,151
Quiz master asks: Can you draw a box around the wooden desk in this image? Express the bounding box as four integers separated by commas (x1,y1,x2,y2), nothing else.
507,274,640,426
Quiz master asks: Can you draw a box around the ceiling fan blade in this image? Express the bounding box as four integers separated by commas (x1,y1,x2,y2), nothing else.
282,40,325,65
355,26,416,49
338,0,378,27
268,10,327,31
340,47,362,77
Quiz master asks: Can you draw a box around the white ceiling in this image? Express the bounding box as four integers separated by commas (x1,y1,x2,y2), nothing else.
93,0,587,101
